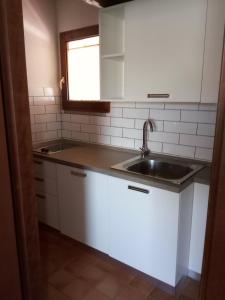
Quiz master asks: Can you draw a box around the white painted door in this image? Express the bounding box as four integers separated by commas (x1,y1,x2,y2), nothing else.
57,164,109,254
124,0,207,102
108,176,179,286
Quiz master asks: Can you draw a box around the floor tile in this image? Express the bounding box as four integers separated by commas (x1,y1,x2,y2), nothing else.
42,284,69,300
62,277,92,300
82,289,111,300
48,269,76,290
96,275,126,299
114,285,148,300
130,274,156,297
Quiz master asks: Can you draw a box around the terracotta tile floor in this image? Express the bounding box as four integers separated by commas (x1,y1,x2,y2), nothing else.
40,226,200,300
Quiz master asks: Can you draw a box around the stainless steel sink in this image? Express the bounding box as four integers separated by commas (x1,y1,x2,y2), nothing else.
111,156,204,184
34,143,76,154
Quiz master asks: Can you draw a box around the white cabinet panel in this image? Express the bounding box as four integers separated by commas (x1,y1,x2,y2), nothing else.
124,0,207,102
33,159,59,229
57,164,109,254
37,194,59,229
201,0,225,103
108,176,180,286
189,183,209,274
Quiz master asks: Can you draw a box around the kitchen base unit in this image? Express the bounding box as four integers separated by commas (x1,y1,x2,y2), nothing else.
108,176,194,287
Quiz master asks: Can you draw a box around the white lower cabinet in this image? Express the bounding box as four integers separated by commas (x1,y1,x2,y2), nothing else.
56,164,109,254
37,160,207,288
108,176,194,287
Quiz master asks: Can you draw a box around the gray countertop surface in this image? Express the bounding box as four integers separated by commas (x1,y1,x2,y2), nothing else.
33,140,211,193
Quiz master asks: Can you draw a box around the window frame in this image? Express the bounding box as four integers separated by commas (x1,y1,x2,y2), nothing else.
60,25,110,113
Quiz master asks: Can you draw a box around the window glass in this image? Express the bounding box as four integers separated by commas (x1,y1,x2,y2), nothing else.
67,36,100,101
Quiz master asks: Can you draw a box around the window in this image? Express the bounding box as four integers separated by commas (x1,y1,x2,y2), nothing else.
60,25,110,113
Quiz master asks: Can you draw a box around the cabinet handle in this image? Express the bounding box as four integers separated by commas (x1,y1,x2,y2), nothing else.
128,185,149,194
147,93,170,99
34,177,44,182
36,193,46,199
34,160,43,165
70,170,87,178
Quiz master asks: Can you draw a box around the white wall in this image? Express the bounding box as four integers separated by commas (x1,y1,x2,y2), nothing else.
23,0,59,89
56,0,99,33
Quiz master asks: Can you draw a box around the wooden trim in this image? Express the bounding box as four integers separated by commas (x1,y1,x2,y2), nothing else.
200,29,225,299
0,1,41,299
60,25,110,113
0,76,22,300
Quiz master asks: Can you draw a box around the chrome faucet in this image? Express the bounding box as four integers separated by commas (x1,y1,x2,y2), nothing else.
140,119,154,158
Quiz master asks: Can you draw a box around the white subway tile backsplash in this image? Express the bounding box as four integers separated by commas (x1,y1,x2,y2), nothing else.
89,116,110,126
111,136,135,149
47,122,61,131
111,117,135,128
181,110,217,124
62,130,72,139
30,105,45,115
134,139,163,153
150,109,180,121
123,128,142,140
197,124,215,136
198,104,217,111
111,102,136,108
163,143,195,159
135,102,164,109
35,114,57,123
123,108,149,119
180,134,214,148
107,107,123,117
71,114,90,124
29,87,217,161
62,113,71,122
81,124,100,134
90,134,111,145
150,132,179,144
195,147,213,161
164,121,197,134
165,104,199,110
33,96,55,105
45,105,60,114
62,122,80,131
101,126,122,137
72,131,89,142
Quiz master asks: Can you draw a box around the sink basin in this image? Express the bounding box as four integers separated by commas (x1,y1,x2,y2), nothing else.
34,143,76,154
111,156,204,184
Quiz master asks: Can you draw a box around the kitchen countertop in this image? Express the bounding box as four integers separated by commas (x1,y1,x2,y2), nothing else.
33,140,211,193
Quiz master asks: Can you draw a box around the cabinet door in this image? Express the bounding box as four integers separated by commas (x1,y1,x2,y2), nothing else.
125,0,207,102
108,177,179,286
57,164,109,254
201,0,225,103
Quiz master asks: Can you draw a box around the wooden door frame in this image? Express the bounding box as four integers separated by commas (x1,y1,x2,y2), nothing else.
1,0,225,299
200,30,225,299
0,0,41,299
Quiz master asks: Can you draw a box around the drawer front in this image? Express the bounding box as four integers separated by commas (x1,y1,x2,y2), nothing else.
33,159,56,179
34,177,57,196
36,194,59,229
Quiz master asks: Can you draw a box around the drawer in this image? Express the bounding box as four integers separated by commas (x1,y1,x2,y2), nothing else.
33,159,56,179
34,177,57,196
36,193,59,230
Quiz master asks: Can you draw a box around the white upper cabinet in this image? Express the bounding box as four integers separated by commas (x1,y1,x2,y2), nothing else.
124,0,207,102
201,0,225,103
100,0,224,103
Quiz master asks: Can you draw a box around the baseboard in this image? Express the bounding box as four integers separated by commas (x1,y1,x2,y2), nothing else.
188,269,201,281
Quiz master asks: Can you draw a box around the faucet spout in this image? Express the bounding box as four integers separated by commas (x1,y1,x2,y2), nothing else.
140,119,154,158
